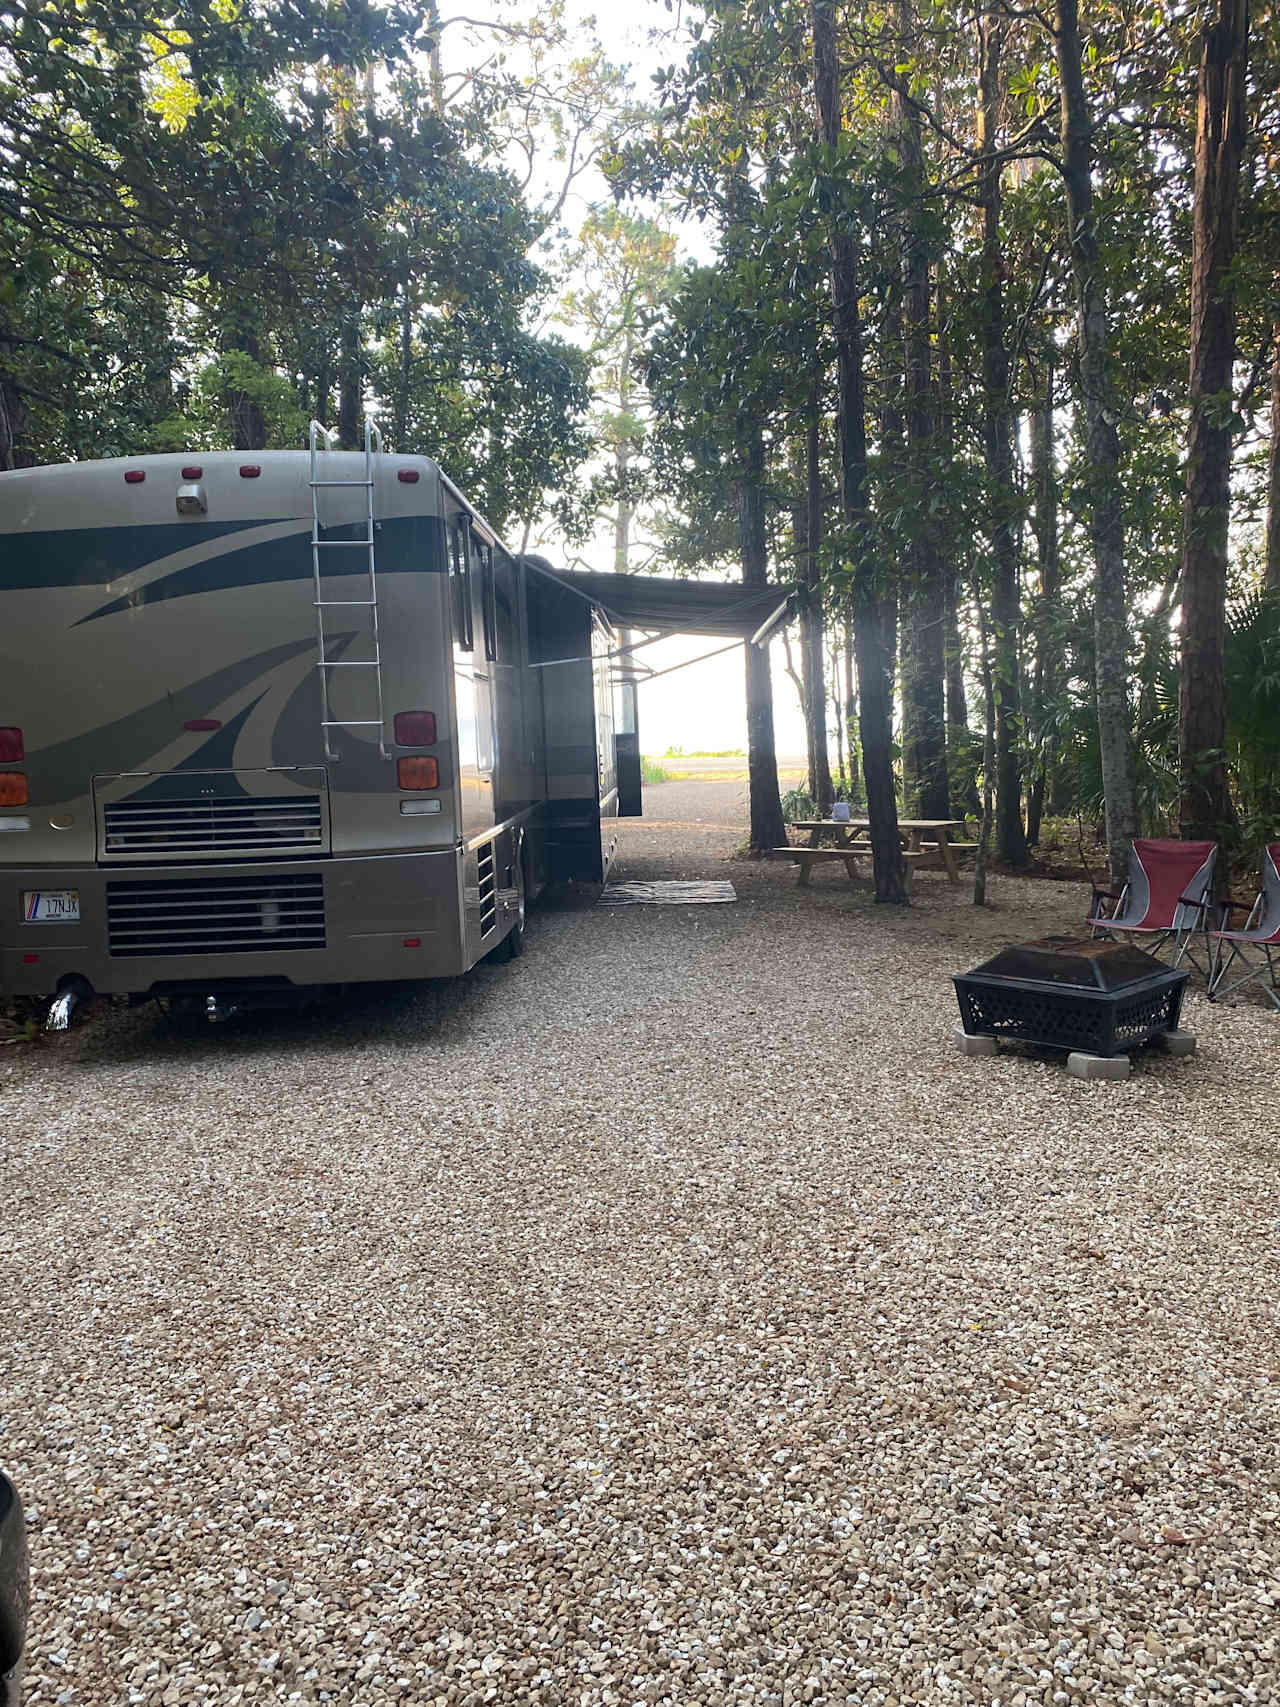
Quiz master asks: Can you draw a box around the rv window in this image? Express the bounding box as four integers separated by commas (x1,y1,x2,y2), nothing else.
450,521,473,651
478,538,498,662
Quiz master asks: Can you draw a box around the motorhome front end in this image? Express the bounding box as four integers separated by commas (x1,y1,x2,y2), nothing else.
0,441,617,1011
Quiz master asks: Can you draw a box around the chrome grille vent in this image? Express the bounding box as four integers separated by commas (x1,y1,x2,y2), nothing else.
476,844,498,937
106,873,325,958
103,795,324,860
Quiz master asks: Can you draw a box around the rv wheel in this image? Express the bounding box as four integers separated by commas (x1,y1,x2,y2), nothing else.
490,836,526,962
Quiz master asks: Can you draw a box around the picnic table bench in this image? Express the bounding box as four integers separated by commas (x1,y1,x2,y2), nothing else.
768,844,924,891
787,818,970,883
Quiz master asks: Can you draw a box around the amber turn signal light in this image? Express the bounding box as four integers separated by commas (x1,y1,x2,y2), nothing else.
0,772,29,807
397,757,439,791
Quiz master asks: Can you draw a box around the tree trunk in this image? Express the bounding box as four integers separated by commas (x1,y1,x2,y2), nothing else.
830,636,846,784
978,18,1029,869
972,591,997,906
220,311,268,451
895,0,948,822
0,368,28,470
937,275,976,818
1266,320,1280,592
843,624,864,806
814,0,905,899
396,265,413,450
1178,0,1247,847
338,303,363,449
1056,0,1139,887
1026,364,1061,846
742,424,787,855
614,325,635,571
801,382,834,808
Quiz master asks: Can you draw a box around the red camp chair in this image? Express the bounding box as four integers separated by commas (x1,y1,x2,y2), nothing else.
1208,843,1280,1012
1088,838,1219,977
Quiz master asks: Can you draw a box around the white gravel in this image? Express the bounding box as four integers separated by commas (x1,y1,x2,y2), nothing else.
3,778,1279,1706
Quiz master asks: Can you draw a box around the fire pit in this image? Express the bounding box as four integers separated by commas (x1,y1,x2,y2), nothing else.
954,935,1189,1071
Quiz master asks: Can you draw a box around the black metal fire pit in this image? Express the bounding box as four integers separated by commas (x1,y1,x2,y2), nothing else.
954,935,1187,1058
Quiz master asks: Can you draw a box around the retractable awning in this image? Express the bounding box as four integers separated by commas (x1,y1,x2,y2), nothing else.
542,567,799,641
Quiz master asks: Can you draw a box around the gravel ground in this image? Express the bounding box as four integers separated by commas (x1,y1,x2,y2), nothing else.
3,778,1279,1707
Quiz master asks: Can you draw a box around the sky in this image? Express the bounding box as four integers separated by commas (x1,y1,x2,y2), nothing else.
441,0,812,762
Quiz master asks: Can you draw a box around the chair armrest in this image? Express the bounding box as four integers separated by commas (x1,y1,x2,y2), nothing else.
1091,888,1124,902
1175,893,1213,912
1219,895,1258,914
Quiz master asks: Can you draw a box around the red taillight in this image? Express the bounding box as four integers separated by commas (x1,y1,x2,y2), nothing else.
0,772,28,807
393,711,436,746
182,465,203,479
403,937,421,948
397,469,420,484
124,469,146,484
0,728,22,762
398,757,439,791
183,719,222,732
239,465,261,479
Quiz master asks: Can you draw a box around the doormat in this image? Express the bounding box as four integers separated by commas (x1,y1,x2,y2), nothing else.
600,880,738,905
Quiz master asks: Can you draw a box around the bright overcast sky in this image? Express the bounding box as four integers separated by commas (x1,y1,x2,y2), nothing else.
443,0,810,762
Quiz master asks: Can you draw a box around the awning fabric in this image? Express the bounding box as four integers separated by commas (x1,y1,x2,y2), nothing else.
539,566,797,640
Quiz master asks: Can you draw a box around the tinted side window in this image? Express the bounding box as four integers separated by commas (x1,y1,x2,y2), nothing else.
493,550,518,663
477,536,498,662
450,520,473,651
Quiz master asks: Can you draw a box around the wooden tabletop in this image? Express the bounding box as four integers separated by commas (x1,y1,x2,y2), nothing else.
790,818,965,832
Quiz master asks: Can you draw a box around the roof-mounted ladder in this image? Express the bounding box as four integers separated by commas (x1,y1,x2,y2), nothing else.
309,418,389,760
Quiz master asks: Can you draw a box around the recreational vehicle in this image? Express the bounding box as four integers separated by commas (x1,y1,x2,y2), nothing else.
0,428,623,1017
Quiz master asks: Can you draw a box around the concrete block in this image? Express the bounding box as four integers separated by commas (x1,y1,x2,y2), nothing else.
1067,1051,1130,1081
955,1030,998,1057
1156,1029,1197,1057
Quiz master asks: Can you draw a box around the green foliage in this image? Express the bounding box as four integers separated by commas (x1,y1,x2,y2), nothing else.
640,756,674,784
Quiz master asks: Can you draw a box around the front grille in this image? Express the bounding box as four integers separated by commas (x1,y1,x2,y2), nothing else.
106,873,325,958
102,795,324,860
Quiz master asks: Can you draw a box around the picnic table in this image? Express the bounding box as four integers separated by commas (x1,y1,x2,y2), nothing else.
789,817,971,883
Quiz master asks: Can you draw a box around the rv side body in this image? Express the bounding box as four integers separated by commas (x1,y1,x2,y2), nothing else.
0,450,617,1002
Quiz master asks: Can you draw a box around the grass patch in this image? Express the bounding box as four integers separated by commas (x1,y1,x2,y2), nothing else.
641,756,675,784
662,745,746,758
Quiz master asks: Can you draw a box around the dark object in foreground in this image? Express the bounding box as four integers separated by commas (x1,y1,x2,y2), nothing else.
0,1471,27,1707
954,936,1187,1058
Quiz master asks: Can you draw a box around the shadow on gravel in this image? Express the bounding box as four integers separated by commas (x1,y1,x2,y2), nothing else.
56,952,528,1069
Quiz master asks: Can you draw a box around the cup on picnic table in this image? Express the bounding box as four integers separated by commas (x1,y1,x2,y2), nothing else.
832,801,850,822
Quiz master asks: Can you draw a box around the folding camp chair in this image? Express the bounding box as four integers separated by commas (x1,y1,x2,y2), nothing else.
1087,838,1219,977
1208,843,1280,1012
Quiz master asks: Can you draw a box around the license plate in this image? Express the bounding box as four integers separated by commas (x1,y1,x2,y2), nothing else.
23,890,80,924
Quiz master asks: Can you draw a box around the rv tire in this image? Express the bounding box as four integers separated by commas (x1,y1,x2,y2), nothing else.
490,834,526,962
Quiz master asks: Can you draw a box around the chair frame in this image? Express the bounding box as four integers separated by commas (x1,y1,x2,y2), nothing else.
1088,839,1219,980
1207,845,1280,1012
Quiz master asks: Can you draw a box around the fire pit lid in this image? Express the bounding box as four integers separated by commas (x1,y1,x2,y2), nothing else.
968,935,1167,992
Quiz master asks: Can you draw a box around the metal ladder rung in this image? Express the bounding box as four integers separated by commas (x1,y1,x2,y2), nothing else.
309,417,388,760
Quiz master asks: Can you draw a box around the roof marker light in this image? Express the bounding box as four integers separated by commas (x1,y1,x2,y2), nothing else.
124,470,146,484
184,719,222,732
239,465,261,479
182,465,203,480
397,469,420,483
